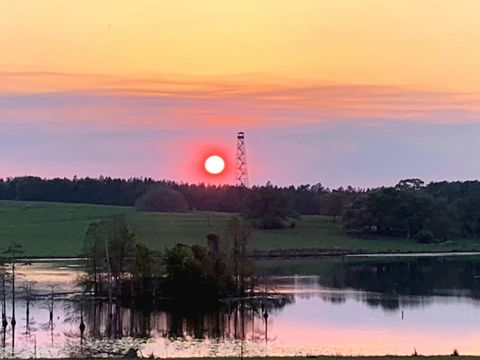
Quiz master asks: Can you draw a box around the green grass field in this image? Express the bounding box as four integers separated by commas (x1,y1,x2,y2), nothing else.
1,200,480,257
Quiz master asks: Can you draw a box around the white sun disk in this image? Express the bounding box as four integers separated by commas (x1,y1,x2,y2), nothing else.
205,155,225,174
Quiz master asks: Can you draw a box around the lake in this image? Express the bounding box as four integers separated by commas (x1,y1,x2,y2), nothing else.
1,255,480,358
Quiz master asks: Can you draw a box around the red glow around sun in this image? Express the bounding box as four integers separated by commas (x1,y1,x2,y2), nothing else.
198,145,232,183
174,140,234,184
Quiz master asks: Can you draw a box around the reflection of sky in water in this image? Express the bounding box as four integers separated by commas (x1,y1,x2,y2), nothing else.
1,259,480,357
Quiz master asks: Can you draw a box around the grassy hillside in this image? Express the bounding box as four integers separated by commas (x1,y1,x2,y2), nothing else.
1,200,480,257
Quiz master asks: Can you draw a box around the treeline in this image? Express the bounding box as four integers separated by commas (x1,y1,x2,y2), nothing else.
343,179,480,242
0,176,331,214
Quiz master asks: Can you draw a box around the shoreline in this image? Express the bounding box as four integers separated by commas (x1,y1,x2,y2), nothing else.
249,249,480,259
18,249,480,261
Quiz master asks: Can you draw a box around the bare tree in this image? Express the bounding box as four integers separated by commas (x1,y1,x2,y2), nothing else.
3,242,25,327
225,216,252,294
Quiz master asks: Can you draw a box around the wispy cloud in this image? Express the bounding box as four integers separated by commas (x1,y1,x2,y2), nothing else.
2,71,480,132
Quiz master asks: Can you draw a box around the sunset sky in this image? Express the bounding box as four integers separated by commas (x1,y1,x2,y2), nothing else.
2,0,480,187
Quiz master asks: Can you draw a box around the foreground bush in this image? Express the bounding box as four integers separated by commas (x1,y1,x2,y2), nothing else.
241,185,298,229
415,230,436,243
135,187,188,212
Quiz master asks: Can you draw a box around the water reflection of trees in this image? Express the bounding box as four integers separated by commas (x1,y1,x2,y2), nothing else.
258,256,480,311
314,257,480,310
62,295,293,357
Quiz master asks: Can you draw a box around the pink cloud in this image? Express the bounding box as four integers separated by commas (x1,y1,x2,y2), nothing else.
2,71,480,133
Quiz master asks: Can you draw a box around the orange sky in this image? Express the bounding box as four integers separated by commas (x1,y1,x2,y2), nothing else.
2,0,480,93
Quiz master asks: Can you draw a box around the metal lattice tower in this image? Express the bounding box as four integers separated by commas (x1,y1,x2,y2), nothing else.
235,131,249,187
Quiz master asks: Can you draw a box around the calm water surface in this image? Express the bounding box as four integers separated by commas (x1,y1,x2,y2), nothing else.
2,256,480,358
